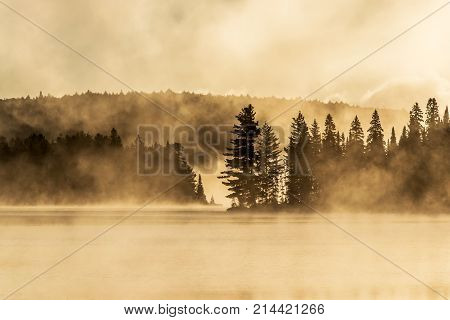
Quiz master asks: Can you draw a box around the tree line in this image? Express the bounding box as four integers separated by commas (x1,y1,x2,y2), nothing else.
220,99,449,212
0,128,208,204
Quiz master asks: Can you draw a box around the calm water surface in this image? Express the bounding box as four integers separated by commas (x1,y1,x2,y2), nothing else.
0,208,449,299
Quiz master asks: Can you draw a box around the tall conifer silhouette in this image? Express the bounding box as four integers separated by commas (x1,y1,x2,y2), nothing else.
220,104,260,208
195,174,207,203
285,112,313,205
255,123,282,205
366,110,385,162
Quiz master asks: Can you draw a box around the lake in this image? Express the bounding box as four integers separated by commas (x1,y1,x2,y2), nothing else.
0,207,448,299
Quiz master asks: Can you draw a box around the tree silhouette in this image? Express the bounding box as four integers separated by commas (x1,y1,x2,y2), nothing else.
426,98,440,130
110,128,122,148
443,106,449,127
408,102,423,148
366,110,385,163
322,114,339,159
347,115,364,162
255,123,282,205
309,119,321,159
285,111,313,205
399,126,408,149
195,174,207,204
389,127,397,148
171,142,197,200
387,127,397,158
220,104,260,208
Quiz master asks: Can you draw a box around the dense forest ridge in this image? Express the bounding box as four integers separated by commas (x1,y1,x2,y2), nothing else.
0,90,444,208
0,127,210,205
220,99,449,212
0,90,407,146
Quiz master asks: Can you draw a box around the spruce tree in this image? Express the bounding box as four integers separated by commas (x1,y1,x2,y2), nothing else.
195,174,207,203
285,111,313,205
322,114,339,158
172,142,197,200
387,127,397,158
219,104,260,207
110,128,122,148
366,110,385,162
340,132,346,155
399,126,408,148
426,98,440,131
443,106,449,127
389,127,397,148
255,123,282,205
347,115,364,162
408,102,423,148
309,119,321,159
210,195,215,205
308,119,322,201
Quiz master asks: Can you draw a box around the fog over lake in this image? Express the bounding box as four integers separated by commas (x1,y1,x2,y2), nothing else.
1,208,448,299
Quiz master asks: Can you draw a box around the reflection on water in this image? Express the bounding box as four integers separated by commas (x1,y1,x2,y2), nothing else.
0,209,449,299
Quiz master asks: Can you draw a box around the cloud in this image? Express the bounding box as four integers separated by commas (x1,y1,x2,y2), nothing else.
362,76,450,110
0,0,449,108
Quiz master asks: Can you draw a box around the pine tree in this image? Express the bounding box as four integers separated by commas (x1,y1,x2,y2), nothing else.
110,128,122,148
210,195,215,205
322,114,339,158
285,111,313,205
219,104,260,207
399,126,408,148
408,102,423,148
387,127,397,158
309,119,321,159
340,132,346,155
366,110,385,162
308,119,322,201
389,127,397,148
172,143,197,200
443,106,449,127
426,98,440,131
255,123,282,205
195,174,207,203
347,115,364,162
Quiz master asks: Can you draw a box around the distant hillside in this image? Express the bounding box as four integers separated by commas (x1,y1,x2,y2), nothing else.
0,90,408,145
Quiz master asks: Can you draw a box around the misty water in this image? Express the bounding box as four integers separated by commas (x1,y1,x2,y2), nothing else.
1,208,449,299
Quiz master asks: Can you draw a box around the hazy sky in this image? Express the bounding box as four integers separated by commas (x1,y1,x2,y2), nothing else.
1,0,449,109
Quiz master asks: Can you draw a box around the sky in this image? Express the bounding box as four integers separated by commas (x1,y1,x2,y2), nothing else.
1,0,449,110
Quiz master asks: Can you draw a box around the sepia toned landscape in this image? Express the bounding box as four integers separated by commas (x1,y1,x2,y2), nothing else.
0,0,449,300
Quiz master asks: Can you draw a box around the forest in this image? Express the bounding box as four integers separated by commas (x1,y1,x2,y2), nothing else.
0,128,207,205
220,99,449,212
0,91,448,210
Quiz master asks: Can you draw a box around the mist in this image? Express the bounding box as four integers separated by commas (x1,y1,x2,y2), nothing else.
1,0,449,108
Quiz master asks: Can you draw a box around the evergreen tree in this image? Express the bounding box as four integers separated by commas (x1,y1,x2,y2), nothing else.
255,123,282,205
426,98,440,131
322,114,339,158
389,127,397,148
195,174,207,203
285,111,313,205
443,106,449,127
408,103,423,147
210,195,215,205
366,110,385,162
309,119,321,159
347,115,364,162
399,126,408,148
387,127,397,158
110,128,122,148
172,142,197,200
219,104,260,207
340,132,346,155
